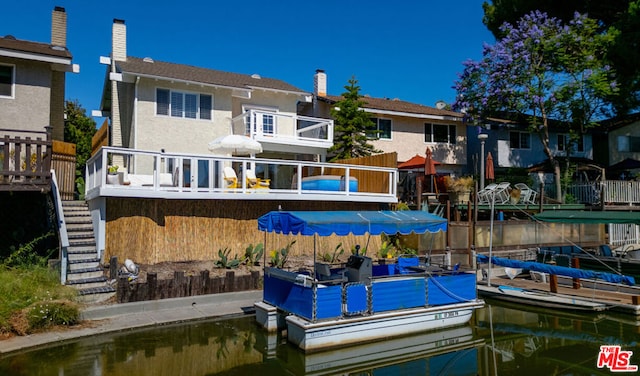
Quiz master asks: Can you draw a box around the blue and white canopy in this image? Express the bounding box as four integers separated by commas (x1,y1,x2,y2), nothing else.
257,210,447,236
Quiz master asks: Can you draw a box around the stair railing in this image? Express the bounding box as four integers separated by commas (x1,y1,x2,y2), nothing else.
51,170,70,284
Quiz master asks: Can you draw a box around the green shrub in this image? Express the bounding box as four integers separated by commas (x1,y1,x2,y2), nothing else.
1,231,55,268
0,266,78,335
27,300,80,331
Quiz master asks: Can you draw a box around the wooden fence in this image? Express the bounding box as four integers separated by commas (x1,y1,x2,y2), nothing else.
117,270,261,303
326,152,397,194
91,119,108,157
51,140,76,200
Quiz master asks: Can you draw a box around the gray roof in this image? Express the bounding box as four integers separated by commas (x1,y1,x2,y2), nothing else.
117,56,308,94
0,35,72,60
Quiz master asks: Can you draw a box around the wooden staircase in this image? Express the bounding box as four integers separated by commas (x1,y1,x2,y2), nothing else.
62,200,115,303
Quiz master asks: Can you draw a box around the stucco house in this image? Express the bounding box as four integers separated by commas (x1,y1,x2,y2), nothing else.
95,20,332,169
301,70,467,177
0,6,76,142
85,19,398,274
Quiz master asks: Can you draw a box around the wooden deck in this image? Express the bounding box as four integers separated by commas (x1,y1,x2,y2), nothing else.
0,130,52,192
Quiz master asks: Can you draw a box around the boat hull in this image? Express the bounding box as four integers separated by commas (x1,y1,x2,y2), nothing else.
477,284,608,311
284,300,484,352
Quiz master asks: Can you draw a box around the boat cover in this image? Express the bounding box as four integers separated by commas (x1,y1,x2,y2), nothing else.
477,254,636,285
534,210,640,225
258,210,447,236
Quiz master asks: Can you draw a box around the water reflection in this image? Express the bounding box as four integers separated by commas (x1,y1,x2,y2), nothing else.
1,301,639,375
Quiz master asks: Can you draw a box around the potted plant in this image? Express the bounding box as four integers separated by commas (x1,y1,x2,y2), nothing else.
445,176,474,204
107,165,120,184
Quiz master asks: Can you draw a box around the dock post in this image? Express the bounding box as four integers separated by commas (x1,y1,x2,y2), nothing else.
571,258,580,289
549,274,558,293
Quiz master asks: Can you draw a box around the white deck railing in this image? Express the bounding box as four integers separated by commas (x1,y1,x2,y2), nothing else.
84,147,397,203
231,109,333,148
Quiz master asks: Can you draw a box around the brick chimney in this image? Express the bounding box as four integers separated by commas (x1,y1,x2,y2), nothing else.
314,69,327,97
112,19,127,62
51,6,67,47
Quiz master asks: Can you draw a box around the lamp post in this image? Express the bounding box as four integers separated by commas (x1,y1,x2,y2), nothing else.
478,133,488,189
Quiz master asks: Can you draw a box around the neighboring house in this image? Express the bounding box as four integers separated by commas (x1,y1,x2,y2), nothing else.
599,113,640,175
466,119,595,185
0,6,76,141
0,6,78,193
86,20,398,268
301,70,467,177
96,19,332,170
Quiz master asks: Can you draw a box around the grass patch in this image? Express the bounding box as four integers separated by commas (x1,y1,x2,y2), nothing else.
0,266,79,335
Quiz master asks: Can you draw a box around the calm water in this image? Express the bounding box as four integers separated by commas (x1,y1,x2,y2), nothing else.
1,299,639,375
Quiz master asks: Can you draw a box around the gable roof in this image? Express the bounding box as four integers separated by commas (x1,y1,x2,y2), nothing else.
116,56,308,94
321,94,463,119
0,35,72,62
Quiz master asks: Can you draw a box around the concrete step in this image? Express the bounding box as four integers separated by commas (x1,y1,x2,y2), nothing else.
67,267,104,281
66,223,93,232
67,231,95,240
65,275,109,290
68,258,100,271
76,289,116,304
68,238,96,247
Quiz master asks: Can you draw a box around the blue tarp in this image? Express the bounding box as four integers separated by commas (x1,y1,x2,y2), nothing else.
477,255,636,285
257,210,447,236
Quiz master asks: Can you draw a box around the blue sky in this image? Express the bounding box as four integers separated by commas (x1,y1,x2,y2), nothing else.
2,1,494,119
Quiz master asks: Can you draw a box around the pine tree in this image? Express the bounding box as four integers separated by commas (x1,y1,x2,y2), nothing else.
328,77,381,161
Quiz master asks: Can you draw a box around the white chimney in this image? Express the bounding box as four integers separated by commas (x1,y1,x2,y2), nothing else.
51,6,67,47
112,19,127,62
314,69,327,97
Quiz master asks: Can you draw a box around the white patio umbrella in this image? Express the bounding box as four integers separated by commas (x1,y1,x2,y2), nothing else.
207,135,262,155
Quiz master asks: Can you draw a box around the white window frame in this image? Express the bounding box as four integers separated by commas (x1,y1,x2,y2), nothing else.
242,105,278,136
424,123,456,144
509,131,531,150
0,64,15,99
155,87,212,121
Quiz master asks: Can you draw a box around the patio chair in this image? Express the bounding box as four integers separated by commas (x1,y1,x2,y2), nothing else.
477,183,497,204
246,169,270,189
223,167,238,188
493,182,512,204
515,183,536,204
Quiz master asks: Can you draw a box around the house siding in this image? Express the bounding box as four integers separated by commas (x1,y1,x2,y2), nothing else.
608,120,640,164
0,58,51,132
370,117,467,166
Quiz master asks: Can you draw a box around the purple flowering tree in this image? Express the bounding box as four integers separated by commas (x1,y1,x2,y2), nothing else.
454,11,617,201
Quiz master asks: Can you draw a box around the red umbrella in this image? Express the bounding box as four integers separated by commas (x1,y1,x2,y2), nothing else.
425,148,437,176
425,148,437,193
398,154,426,169
486,152,495,182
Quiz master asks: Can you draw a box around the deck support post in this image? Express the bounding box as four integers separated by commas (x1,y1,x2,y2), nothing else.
549,274,558,293
571,258,580,289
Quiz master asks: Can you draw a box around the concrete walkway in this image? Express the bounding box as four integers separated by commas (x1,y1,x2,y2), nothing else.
0,290,262,355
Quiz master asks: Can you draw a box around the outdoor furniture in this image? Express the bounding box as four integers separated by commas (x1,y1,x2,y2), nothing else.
493,182,512,204
223,167,238,188
246,169,270,189
477,183,497,204
515,183,537,204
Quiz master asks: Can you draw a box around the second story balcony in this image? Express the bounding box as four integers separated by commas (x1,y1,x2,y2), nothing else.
231,109,333,155
85,147,397,204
